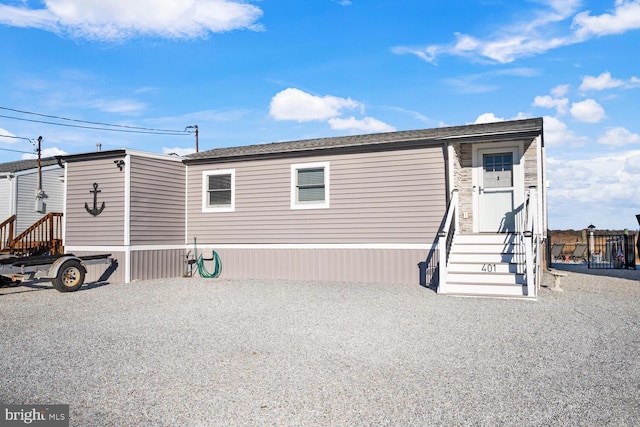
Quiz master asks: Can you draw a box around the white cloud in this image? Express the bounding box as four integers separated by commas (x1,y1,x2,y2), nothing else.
579,71,640,91
551,84,570,97
22,147,67,159
269,88,362,122
0,128,18,144
477,34,569,64
533,95,569,114
572,0,640,38
541,116,588,147
0,0,263,41
391,45,438,63
393,0,640,64
624,154,640,174
269,88,395,134
162,147,195,156
89,98,147,115
393,0,580,64
328,117,396,133
579,71,624,91
597,127,640,147
570,99,605,122
474,113,505,124
546,149,640,229
473,112,528,125
542,116,568,147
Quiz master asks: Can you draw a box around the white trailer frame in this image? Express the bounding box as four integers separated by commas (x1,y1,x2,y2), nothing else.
0,253,112,292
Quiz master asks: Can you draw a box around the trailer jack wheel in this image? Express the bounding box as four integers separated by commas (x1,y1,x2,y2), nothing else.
52,260,86,292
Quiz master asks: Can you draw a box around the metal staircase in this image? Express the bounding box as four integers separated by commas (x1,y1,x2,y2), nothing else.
442,233,531,297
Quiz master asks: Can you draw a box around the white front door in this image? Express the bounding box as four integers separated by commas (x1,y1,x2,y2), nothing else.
474,146,523,233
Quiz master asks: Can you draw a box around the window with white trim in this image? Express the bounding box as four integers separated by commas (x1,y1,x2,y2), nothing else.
202,169,235,212
291,162,330,209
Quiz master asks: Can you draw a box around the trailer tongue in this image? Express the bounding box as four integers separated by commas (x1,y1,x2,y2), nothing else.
0,253,112,292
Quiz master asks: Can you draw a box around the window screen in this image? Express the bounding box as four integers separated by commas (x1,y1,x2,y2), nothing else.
208,174,232,206
297,168,325,202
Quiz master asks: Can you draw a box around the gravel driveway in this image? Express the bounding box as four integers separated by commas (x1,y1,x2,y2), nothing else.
1,267,639,426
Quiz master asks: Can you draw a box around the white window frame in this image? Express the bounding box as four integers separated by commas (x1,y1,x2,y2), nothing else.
202,169,235,213
290,161,330,210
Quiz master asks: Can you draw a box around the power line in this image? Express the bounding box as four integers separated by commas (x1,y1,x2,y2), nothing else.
0,134,35,143
0,146,34,154
0,107,189,135
0,113,190,135
0,134,37,154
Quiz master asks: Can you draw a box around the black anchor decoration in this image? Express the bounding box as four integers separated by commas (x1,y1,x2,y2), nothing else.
85,182,106,217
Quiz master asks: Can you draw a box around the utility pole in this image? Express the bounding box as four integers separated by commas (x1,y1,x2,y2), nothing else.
186,125,199,152
35,136,44,212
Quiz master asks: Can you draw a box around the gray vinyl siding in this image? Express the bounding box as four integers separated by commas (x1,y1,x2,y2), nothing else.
67,249,186,285
0,177,11,219
15,166,65,233
201,247,430,285
130,248,187,281
41,166,65,213
129,156,185,245
72,250,125,284
187,146,447,244
65,159,126,246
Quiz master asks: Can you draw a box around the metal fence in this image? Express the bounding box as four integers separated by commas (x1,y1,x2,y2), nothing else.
549,231,639,270
587,232,637,270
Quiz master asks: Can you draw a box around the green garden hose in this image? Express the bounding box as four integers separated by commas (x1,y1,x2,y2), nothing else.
192,238,221,279
196,250,222,278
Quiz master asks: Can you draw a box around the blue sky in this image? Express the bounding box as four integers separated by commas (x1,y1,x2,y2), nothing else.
1,0,639,230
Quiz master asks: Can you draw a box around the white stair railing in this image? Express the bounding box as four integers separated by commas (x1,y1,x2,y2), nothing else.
437,190,458,294
523,187,538,297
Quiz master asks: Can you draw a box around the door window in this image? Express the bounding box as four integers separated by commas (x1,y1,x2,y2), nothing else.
483,153,513,188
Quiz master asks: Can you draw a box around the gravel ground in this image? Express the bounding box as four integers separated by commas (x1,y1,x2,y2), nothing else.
1,267,639,426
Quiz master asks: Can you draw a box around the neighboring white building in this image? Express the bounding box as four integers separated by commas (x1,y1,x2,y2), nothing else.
0,158,65,234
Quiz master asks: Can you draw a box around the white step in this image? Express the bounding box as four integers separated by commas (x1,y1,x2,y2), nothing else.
449,252,518,264
441,283,531,298
439,233,533,298
455,233,518,244
447,271,525,285
447,262,520,274
453,242,520,254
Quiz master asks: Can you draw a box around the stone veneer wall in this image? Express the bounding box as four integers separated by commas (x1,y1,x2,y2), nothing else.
453,138,538,234
523,137,538,189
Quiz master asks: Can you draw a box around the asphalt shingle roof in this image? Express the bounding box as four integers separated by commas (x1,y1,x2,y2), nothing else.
0,157,60,174
186,118,543,162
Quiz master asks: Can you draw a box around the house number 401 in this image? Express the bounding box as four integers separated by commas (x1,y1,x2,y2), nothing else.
482,264,496,272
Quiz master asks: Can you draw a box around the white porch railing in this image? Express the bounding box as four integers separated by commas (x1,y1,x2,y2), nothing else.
437,190,458,293
522,186,540,297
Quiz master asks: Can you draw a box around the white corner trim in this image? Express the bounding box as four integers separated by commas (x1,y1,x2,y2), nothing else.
62,162,68,243
185,164,189,245
124,154,131,246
